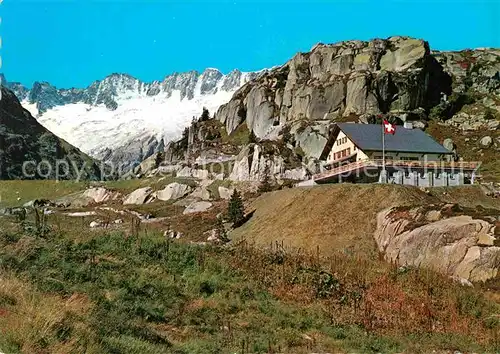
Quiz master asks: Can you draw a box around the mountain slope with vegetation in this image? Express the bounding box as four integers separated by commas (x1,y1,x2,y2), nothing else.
0,87,103,180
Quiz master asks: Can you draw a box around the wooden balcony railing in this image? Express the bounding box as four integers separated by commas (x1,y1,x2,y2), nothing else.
313,159,481,181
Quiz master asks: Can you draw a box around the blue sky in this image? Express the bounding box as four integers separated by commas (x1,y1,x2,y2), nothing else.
1,0,499,88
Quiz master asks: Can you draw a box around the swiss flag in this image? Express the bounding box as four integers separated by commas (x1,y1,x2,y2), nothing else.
383,120,396,135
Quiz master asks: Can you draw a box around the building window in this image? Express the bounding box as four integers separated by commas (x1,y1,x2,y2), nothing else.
337,137,348,146
347,148,351,155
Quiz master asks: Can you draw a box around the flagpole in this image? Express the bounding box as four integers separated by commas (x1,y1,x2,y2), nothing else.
382,118,386,183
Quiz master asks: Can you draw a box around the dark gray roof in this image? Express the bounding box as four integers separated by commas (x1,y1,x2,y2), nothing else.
337,123,451,154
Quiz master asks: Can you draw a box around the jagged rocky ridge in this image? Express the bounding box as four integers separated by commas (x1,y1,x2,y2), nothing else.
1,69,261,172
161,36,500,182
0,86,103,180
2,69,258,114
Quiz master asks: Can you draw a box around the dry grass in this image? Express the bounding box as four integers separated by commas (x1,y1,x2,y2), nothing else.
228,242,500,351
230,184,440,257
230,184,500,257
432,185,500,209
0,273,95,353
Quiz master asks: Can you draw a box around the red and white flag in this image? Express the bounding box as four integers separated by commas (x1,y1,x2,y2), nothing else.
383,120,396,135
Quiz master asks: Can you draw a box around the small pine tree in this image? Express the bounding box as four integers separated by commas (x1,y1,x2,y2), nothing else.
227,189,245,226
258,163,273,193
200,107,210,122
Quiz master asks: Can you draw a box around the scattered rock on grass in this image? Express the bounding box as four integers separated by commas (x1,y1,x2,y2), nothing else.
155,183,192,201
66,211,97,217
163,229,183,239
480,136,493,147
183,201,213,215
82,187,113,204
206,229,219,242
90,221,101,228
123,187,155,205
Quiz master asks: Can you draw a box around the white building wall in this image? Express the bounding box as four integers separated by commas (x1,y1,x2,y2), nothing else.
326,131,368,164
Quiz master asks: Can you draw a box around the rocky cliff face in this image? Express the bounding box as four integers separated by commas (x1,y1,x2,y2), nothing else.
0,87,103,180
217,37,443,138
433,49,500,94
215,36,500,163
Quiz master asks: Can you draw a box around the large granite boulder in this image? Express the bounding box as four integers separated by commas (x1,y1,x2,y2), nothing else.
379,37,427,72
218,186,234,200
291,123,330,160
154,183,192,201
374,205,500,282
123,187,154,205
82,187,113,204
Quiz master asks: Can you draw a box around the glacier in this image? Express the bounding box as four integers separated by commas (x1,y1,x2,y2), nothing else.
4,68,260,170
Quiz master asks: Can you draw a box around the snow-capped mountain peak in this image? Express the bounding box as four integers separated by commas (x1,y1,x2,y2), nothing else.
2,68,261,171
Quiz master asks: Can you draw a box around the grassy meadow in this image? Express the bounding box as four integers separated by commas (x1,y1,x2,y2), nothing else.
0,208,498,354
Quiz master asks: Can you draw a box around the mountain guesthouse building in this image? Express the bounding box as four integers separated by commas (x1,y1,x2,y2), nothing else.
312,122,479,186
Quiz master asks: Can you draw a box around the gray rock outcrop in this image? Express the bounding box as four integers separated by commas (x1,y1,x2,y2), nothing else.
374,205,500,282
183,201,213,214
229,143,307,182
154,183,192,201
123,187,155,205
217,37,447,145
211,37,500,167
82,187,113,204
